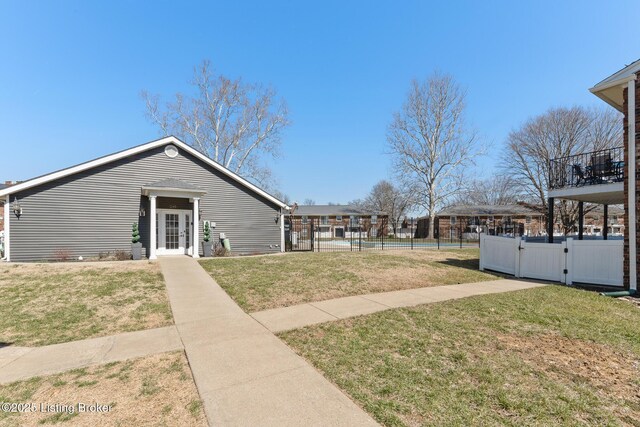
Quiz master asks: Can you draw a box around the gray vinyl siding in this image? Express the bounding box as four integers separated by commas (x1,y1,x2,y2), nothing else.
9,145,282,261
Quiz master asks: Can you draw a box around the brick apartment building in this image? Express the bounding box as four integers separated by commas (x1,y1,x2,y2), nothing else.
416,203,625,239
286,204,387,239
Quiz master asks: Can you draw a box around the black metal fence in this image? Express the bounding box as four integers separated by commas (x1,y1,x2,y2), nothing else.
285,216,481,252
549,146,624,190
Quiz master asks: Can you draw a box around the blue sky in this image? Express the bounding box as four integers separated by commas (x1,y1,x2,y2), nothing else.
1,1,638,210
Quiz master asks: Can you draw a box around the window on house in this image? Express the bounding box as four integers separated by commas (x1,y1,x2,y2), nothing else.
320,216,329,225
350,215,358,225
450,216,456,225
336,215,342,221
469,216,480,225
525,216,532,224
302,216,308,224
371,215,378,224
503,216,512,225
488,215,494,222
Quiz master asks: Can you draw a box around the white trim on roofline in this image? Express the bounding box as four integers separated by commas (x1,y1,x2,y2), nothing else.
0,136,290,210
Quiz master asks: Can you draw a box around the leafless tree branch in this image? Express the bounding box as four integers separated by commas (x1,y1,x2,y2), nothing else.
141,60,291,186
387,73,481,238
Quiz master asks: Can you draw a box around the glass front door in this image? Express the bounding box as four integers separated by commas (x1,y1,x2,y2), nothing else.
157,210,193,255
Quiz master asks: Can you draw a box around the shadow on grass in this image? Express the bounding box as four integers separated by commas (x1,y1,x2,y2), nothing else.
436,257,511,279
437,257,480,270
0,342,14,349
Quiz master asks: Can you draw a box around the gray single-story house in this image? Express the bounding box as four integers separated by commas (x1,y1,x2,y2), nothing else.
0,136,289,261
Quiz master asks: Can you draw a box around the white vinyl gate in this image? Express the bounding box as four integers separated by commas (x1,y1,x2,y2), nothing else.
479,234,623,287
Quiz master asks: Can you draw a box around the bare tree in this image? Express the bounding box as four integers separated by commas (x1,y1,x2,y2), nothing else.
142,60,290,185
455,176,522,206
500,106,622,233
356,180,413,236
387,73,479,238
303,198,316,205
272,190,291,205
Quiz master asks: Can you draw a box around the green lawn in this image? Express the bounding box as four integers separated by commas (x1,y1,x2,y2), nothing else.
0,262,173,346
199,249,500,312
280,286,640,426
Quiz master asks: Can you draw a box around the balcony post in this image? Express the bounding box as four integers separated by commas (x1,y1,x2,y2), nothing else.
628,78,637,291
578,201,584,240
547,197,554,243
603,204,608,240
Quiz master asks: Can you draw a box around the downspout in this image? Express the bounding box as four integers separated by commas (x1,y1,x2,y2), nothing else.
629,78,637,291
3,195,9,261
280,208,285,252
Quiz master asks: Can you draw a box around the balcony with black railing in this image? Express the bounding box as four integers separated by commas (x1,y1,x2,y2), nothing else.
549,146,624,190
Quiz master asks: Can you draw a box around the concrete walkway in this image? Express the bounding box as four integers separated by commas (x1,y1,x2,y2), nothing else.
0,326,182,384
252,279,546,333
159,256,378,427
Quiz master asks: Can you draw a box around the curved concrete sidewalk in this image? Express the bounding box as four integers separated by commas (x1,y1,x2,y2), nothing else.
251,279,547,332
159,256,378,427
0,326,182,384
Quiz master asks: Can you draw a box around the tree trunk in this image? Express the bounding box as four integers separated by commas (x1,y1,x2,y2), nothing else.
428,213,435,239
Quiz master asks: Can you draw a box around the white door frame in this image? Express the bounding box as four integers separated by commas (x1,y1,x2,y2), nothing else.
156,209,193,256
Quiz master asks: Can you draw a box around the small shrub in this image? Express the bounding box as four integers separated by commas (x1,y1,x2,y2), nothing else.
114,250,130,261
98,251,111,260
203,221,211,242
53,248,72,262
214,242,227,257
131,222,140,243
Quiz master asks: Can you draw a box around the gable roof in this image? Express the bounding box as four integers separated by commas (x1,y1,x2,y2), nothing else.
590,59,640,111
290,204,385,216
0,136,289,209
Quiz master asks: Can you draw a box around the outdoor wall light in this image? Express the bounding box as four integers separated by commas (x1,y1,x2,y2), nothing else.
139,207,146,217
274,214,280,224
12,198,22,218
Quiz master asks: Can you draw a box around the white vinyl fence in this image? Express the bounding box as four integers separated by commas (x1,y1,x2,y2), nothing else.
480,234,623,287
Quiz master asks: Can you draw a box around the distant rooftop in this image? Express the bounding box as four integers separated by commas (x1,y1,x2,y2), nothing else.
0,181,17,191
435,203,624,217
290,204,384,216
436,204,541,217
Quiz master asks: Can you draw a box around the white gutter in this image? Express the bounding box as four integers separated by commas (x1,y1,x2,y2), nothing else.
590,74,638,94
3,195,9,261
628,78,637,291
0,136,290,209
590,75,638,113
280,211,285,252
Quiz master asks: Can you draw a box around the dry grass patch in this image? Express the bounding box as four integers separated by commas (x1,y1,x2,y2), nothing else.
200,249,500,312
281,286,640,426
0,351,206,426
0,261,172,346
